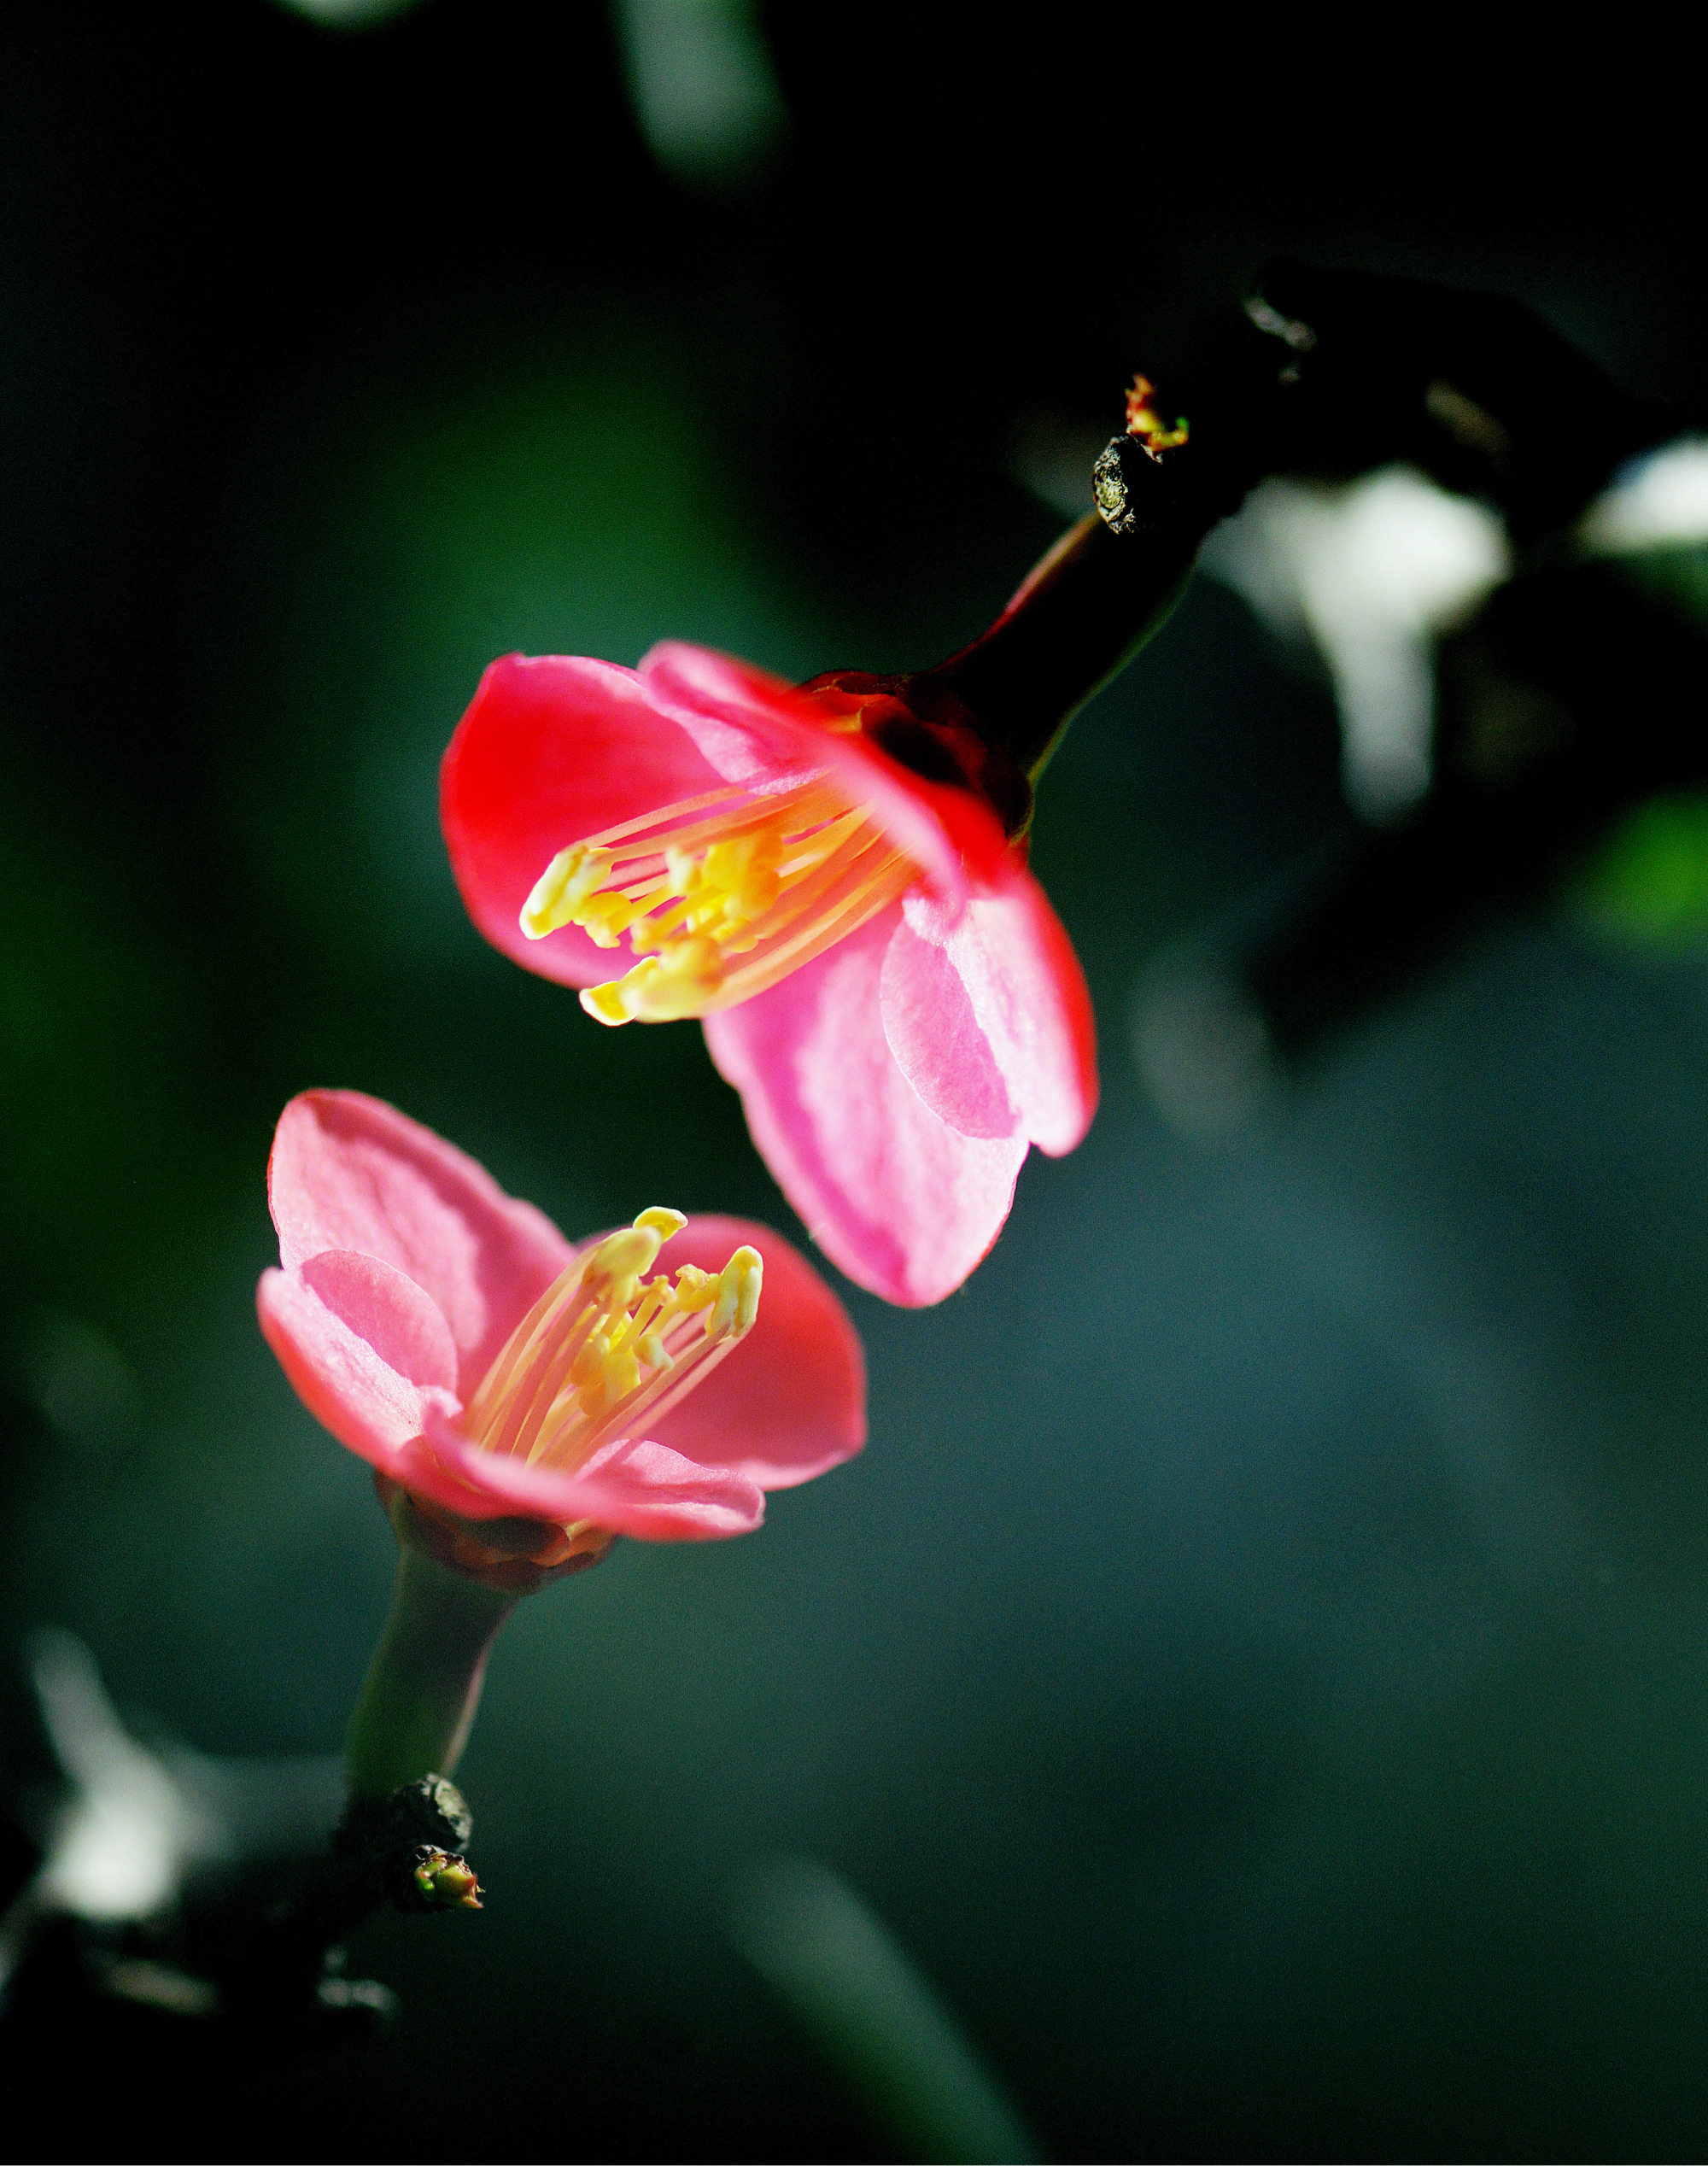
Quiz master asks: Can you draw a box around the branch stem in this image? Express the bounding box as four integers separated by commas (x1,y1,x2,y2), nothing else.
928,511,1199,782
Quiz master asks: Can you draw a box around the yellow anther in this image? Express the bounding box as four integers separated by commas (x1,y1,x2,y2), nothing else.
579,889,642,948
634,1207,687,1238
637,1331,671,1371
672,1265,716,1311
579,967,656,1026
664,845,703,895
701,832,776,899
731,1247,763,1332
709,1246,763,1338
521,844,614,940
700,840,740,888
577,1338,641,1418
570,1332,608,1388
737,870,783,921
623,907,674,956
612,937,725,1022
582,1225,664,1296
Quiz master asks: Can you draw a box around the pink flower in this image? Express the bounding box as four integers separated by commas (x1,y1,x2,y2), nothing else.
440,643,1097,1306
256,1091,865,1578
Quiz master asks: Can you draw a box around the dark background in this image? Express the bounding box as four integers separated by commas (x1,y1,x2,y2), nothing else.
3,3,1707,2157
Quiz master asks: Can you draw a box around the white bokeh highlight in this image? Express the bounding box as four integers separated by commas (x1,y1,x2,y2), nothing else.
1203,466,1511,822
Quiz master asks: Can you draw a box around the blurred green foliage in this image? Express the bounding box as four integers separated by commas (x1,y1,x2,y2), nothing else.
1580,790,1708,950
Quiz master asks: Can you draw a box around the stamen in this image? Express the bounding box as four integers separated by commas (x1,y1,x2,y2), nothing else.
518,773,920,1025
459,1211,763,1488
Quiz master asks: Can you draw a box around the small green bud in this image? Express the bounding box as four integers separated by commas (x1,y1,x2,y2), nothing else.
407,1845,483,1911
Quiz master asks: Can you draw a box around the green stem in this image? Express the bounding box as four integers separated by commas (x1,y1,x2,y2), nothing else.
345,1531,517,1800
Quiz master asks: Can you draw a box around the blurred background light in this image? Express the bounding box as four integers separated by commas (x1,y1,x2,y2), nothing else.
25,1630,227,1929
612,0,786,190
1582,436,1708,552
270,0,426,29
1203,467,1510,821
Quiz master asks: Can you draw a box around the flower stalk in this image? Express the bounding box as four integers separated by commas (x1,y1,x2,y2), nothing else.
344,1491,518,1800
927,510,1199,793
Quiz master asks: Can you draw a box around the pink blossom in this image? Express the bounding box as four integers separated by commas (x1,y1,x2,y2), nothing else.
441,643,1097,1306
256,1091,866,1571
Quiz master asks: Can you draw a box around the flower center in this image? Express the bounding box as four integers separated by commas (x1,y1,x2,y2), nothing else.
460,1209,762,1473
519,776,917,1024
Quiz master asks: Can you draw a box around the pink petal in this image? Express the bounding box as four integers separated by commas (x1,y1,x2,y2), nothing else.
899,870,1098,1156
879,916,1021,1141
267,1091,574,1396
258,1251,461,1468
636,643,830,791
642,1215,866,1488
441,652,727,989
418,1413,765,1541
640,643,1012,910
810,719,1015,895
704,907,1030,1307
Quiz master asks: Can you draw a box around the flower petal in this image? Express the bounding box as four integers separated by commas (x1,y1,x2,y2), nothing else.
258,1251,461,1467
635,642,830,791
879,916,1021,1140
418,1413,765,1540
268,1090,573,1396
442,652,727,989
641,1215,866,1488
564,1437,766,1540
704,906,1029,1306
901,870,1098,1156
640,642,1012,909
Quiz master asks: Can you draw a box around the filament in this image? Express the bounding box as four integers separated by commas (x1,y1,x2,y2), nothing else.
520,773,919,1025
